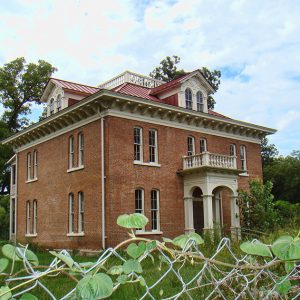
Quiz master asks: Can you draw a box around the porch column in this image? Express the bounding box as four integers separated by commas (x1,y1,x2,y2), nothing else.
202,194,214,230
184,197,194,233
231,195,241,239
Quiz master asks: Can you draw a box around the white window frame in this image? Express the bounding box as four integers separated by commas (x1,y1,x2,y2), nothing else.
187,136,195,156
135,189,144,215
50,98,54,115
68,193,75,233
230,144,236,156
240,145,247,171
11,164,16,186
78,133,84,167
33,150,38,179
185,88,193,110
134,127,143,162
196,91,204,112
33,200,37,234
151,190,160,231
69,136,74,169
78,192,84,233
27,153,31,181
57,95,62,112
26,201,31,234
200,138,207,153
149,129,158,164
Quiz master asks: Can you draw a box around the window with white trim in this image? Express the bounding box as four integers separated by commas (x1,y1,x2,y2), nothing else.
149,129,158,163
69,136,74,169
57,95,62,112
11,198,16,235
151,190,160,231
78,133,84,167
33,200,37,234
50,98,54,115
187,136,195,156
26,201,31,234
135,189,144,215
134,127,143,162
240,145,247,171
200,138,207,153
33,150,38,179
196,91,204,112
27,153,31,180
185,88,193,110
78,192,84,233
230,144,236,156
68,193,75,233
11,164,16,186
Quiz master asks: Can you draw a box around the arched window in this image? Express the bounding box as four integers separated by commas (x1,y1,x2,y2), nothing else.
185,88,193,110
196,91,204,112
57,95,62,112
229,144,236,156
240,145,247,171
78,133,84,166
78,192,84,233
33,150,38,179
27,153,31,181
69,136,74,169
26,201,31,234
33,200,37,234
68,193,75,233
50,98,54,115
151,190,160,231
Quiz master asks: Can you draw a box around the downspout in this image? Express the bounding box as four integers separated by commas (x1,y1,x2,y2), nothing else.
101,115,106,249
14,153,18,245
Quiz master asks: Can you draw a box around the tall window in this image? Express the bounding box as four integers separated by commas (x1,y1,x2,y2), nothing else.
134,127,143,162
27,153,31,180
240,145,247,171
200,138,207,153
78,133,84,166
151,190,160,231
33,200,37,234
185,88,193,110
11,164,16,186
57,95,61,112
135,189,144,215
149,129,158,163
230,144,236,156
26,201,31,234
33,150,38,179
69,136,74,169
50,98,54,115
68,193,75,233
11,198,16,235
78,192,84,233
196,91,204,112
187,136,195,156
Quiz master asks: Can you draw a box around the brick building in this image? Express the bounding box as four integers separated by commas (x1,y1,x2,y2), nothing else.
2,70,275,249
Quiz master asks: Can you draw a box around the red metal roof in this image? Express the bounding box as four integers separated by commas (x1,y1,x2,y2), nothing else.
51,78,100,95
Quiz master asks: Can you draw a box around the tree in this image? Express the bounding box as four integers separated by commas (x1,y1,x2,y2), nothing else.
149,55,221,109
261,137,279,167
0,57,57,132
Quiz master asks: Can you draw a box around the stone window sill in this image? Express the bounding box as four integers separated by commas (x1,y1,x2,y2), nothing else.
136,230,163,235
25,233,37,237
67,166,84,173
67,232,85,237
25,178,38,184
134,162,161,168
239,172,249,177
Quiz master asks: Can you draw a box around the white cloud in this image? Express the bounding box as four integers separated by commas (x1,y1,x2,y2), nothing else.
0,0,300,154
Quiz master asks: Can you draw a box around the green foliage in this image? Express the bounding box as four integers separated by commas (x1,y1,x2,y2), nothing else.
149,55,221,109
274,200,300,225
126,242,146,259
165,232,204,249
0,196,9,240
19,293,38,300
238,180,279,232
261,137,279,168
123,259,143,274
117,213,148,229
240,240,272,257
49,251,74,268
0,285,11,300
271,235,300,260
0,258,8,273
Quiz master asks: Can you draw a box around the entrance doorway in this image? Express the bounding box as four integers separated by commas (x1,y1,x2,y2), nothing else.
192,187,204,234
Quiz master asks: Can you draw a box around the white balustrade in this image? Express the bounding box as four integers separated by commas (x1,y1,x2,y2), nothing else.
182,152,237,170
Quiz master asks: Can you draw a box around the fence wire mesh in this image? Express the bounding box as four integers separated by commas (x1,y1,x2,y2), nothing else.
3,238,300,299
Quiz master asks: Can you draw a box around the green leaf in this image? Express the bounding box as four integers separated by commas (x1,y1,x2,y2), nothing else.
188,232,204,245
17,248,39,266
117,213,148,229
78,262,96,269
0,285,12,300
139,276,146,287
162,237,173,244
146,241,157,251
20,293,38,300
275,276,291,295
123,259,143,274
0,258,9,273
116,274,128,285
127,242,146,259
172,233,204,249
49,251,74,268
1,244,21,261
76,273,113,300
240,240,272,257
272,235,300,260
107,265,123,275
284,262,295,273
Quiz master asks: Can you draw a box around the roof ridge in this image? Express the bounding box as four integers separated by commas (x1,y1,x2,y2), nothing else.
51,77,99,89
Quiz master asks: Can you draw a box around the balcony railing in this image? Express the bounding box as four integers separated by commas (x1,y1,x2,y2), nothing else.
182,152,237,170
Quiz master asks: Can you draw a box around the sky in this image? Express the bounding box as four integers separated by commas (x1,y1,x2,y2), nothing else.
0,0,299,155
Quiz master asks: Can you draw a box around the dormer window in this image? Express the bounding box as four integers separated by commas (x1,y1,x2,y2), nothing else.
196,91,204,112
185,88,193,110
57,95,61,112
50,98,54,115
